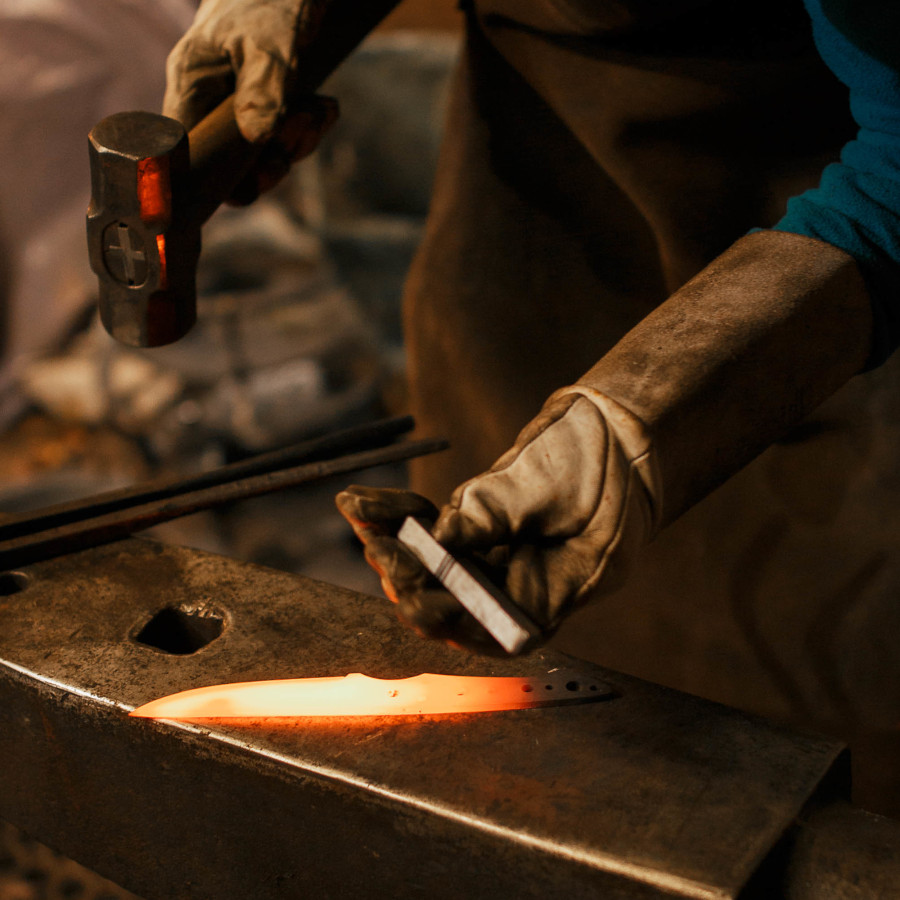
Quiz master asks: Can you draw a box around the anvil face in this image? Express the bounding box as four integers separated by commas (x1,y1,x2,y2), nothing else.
0,540,844,899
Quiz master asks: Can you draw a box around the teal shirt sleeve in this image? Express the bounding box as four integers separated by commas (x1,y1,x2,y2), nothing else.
774,0,900,366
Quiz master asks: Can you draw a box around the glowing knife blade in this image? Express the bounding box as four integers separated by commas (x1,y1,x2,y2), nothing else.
129,671,613,719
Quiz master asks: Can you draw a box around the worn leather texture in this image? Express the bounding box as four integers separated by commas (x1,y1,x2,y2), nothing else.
402,2,900,813
164,0,325,142
435,389,658,632
473,0,711,35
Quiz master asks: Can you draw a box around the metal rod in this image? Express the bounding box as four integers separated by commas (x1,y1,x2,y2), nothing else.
0,437,447,571
0,415,414,542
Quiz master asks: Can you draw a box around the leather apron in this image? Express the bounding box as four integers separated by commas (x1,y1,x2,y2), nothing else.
402,0,900,813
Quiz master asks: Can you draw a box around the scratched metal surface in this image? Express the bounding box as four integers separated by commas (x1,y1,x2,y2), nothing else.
0,539,845,899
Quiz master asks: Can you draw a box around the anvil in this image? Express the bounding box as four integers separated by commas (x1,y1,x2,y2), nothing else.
0,539,897,898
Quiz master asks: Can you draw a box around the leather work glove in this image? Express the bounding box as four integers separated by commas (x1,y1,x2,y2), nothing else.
337,389,660,653
338,231,874,655
163,0,339,200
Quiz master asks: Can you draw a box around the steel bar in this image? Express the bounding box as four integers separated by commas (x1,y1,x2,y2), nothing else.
0,415,414,542
0,539,852,899
399,516,540,653
0,437,446,570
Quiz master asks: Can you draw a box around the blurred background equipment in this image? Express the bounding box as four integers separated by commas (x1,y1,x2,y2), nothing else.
0,0,460,586
0,5,459,894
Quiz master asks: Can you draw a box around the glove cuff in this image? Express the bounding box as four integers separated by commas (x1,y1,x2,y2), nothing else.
573,230,873,526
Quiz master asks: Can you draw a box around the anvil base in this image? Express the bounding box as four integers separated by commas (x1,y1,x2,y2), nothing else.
0,539,896,898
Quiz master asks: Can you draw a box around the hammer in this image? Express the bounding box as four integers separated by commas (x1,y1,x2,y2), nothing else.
87,0,401,348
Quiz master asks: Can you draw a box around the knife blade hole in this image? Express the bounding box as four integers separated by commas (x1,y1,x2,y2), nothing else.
134,605,224,655
589,684,598,691
0,572,29,596
521,684,534,693
545,684,553,690
566,681,579,691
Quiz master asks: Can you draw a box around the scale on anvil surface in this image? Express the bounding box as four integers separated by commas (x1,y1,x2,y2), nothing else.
0,538,897,899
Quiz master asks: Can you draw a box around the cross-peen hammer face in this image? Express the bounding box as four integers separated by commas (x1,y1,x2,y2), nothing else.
87,111,199,348
87,1,406,349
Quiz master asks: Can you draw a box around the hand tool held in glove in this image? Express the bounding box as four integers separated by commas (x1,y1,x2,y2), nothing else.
398,517,541,655
86,0,401,348
130,670,613,719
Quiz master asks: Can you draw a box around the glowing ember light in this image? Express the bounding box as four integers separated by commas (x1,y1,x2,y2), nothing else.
156,234,168,288
130,672,613,720
136,157,171,224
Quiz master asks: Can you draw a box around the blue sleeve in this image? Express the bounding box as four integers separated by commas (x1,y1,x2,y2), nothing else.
774,0,900,367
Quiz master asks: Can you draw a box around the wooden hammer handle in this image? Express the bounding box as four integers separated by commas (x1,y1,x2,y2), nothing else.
186,0,404,224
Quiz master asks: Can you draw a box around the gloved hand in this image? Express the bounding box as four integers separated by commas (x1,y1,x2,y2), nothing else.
338,231,873,655
336,387,661,653
163,0,339,200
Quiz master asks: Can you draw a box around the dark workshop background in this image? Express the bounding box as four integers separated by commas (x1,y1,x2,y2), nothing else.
0,0,898,897
0,2,458,897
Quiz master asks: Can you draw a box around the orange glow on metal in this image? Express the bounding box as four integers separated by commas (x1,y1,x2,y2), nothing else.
129,673,602,720
136,157,171,224
156,234,168,288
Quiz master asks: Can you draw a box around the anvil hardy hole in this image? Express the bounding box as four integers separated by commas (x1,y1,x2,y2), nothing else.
134,605,224,655
0,571,29,596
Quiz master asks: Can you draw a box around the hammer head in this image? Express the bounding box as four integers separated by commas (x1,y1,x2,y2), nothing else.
87,111,199,347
